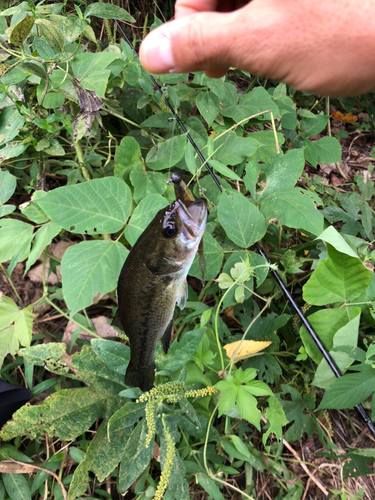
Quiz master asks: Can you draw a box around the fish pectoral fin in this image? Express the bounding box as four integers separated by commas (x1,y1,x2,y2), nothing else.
161,319,173,354
176,279,188,310
111,310,124,331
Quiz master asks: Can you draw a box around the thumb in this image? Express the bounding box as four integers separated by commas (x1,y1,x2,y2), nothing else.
139,9,261,75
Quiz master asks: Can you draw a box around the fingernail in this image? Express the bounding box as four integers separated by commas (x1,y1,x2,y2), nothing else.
140,30,175,73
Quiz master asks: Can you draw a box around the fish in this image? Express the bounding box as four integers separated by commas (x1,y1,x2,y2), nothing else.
113,176,207,392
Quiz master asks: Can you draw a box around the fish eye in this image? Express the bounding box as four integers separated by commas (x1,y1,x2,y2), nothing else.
162,224,177,238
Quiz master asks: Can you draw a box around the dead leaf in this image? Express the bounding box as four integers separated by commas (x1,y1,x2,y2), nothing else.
319,163,336,176
224,340,272,362
330,173,344,186
27,241,76,284
62,316,118,347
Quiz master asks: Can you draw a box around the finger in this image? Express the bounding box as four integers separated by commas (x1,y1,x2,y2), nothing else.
204,68,228,78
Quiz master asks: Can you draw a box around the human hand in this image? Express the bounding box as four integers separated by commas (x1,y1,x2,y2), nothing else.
139,0,375,96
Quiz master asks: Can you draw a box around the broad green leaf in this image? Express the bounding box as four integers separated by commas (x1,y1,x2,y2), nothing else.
222,86,280,123
189,232,224,280
19,60,46,79
196,90,220,127
318,366,375,410
0,106,25,147
263,396,288,444
91,338,130,375
214,133,261,166
300,112,329,137
228,435,251,458
35,19,64,52
60,15,87,42
0,2,31,16
0,142,28,161
71,52,119,98
125,194,169,246
3,473,31,500
20,199,49,224
36,178,131,235
300,307,361,364
0,296,19,329
119,420,154,493
19,342,66,366
260,188,324,235
115,136,143,178
0,327,18,368
108,401,146,436
0,205,16,217
61,240,129,316
130,168,166,203
157,328,205,376
146,134,186,170
218,189,267,248
84,3,135,22
0,387,106,441
14,305,33,347
236,388,261,430
258,149,305,200
25,221,61,274
304,136,342,167
0,219,33,263
5,14,34,47
317,225,359,258
303,245,372,305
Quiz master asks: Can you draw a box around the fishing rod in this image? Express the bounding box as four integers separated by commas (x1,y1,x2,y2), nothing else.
114,20,375,438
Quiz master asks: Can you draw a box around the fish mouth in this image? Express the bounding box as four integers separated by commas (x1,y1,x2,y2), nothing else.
177,198,207,239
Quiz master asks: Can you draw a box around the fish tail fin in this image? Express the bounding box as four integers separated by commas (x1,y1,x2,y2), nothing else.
125,363,155,392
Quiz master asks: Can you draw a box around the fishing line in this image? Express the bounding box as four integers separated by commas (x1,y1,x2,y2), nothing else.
114,19,375,438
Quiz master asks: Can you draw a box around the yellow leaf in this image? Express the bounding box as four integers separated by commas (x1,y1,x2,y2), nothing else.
224,340,272,362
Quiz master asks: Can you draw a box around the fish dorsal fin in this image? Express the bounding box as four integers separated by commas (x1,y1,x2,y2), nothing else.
111,310,124,331
161,318,173,354
177,280,188,310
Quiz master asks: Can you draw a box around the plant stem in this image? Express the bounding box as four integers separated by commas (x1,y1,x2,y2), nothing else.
0,263,23,306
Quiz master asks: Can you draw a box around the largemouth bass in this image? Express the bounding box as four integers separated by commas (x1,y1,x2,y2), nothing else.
113,176,207,392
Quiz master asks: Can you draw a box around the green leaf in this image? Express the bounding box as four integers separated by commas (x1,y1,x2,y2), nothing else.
25,221,61,274
196,90,220,127
318,366,375,410
146,135,186,170
196,474,224,500
3,473,31,500
157,328,205,376
258,149,305,200
0,219,33,263
125,194,169,246
118,420,154,493
0,296,19,329
0,387,106,441
60,14,87,42
0,205,16,217
0,327,18,369
299,112,329,137
214,133,261,166
189,232,224,280
228,435,251,458
303,245,372,305
19,60,46,79
35,19,65,52
19,342,66,366
36,178,132,235
14,305,33,347
6,14,34,47
263,397,288,444
304,136,342,167
209,160,242,181
236,388,261,430
61,240,129,316
71,52,119,98
130,168,166,204
0,2,31,16
91,338,130,375
218,189,267,248
0,106,25,147
317,225,359,258
115,136,143,174
222,86,280,123
84,3,135,22
0,142,28,161
260,188,324,235
300,307,361,364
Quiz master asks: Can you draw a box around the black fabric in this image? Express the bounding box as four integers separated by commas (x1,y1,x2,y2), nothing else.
0,380,32,428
